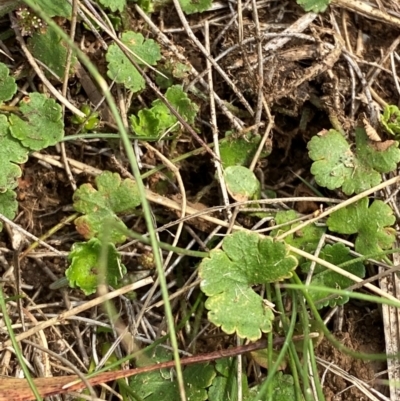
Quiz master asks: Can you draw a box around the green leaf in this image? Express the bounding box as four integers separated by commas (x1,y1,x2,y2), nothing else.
208,358,248,401
71,104,100,132
33,0,72,17
250,347,286,370
135,0,154,13
0,114,29,192
65,238,127,295
96,0,126,12
381,104,400,136
220,132,268,169
170,62,191,80
199,231,298,340
224,166,260,202
0,62,17,104
130,108,160,138
156,61,191,88
271,210,326,263
73,171,141,244
130,85,198,139
296,0,330,12
106,31,161,93
327,198,396,257
8,93,64,150
244,373,303,401
301,243,365,308
28,26,76,79
308,128,400,195
179,0,212,14
130,347,216,401
156,85,198,124
0,189,18,231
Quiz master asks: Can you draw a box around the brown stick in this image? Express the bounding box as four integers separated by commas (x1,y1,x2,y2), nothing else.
0,339,270,401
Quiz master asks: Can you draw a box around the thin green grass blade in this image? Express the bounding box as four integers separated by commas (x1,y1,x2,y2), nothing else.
0,286,42,400
254,287,298,400
22,1,186,397
290,274,398,362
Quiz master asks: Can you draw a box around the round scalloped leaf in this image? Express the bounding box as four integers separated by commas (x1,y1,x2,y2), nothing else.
308,129,354,191
345,128,400,194
0,114,29,192
8,93,64,150
65,238,126,295
224,166,260,202
106,31,161,93
301,243,365,309
73,171,141,243
0,62,17,104
0,189,18,231
327,198,396,257
199,231,298,340
204,284,274,341
73,171,141,214
308,128,400,195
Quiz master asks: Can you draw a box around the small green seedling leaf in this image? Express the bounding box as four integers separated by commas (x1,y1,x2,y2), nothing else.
220,131,269,169
199,231,298,340
96,0,126,12
71,104,100,132
381,104,400,136
65,238,127,295
296,0,330,12
0,62,17,104
28,26,76,79
8,93,64,150
73,171,141,244
130,108,161,138
130,85,198,139
0,189,18,231
327,197,396,257
106,31,161,93
0,114,29,192
179,0,212,14
308,128,400,195
302,243,365,308
130,347,215,401
224,166,260,202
